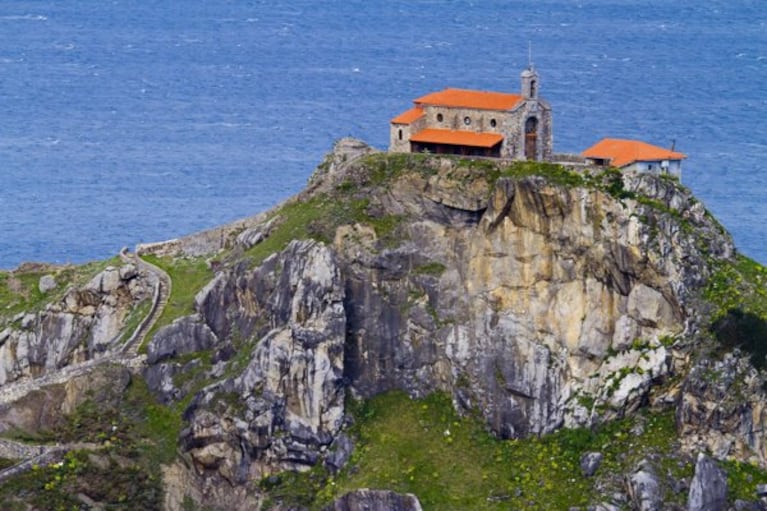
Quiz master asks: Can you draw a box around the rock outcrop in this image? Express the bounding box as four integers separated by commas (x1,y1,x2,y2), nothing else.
678,353,767,466
154,240,346,506
0,264,151,385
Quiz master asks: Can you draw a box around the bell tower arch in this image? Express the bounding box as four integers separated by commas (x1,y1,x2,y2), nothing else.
521,66,539,100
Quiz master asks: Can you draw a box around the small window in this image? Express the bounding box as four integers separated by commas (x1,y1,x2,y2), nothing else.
398,129,403,140
436,113,443,122
464,116,471,126
490,118,497,128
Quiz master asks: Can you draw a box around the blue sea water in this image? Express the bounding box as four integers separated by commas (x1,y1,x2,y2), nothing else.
1,0,765,268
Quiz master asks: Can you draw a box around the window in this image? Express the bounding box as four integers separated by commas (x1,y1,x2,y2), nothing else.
464,116,471,126
398,129,403,140
490,118,497,128
437,113,443,122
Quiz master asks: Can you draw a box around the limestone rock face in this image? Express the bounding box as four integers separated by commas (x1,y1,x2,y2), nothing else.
173,240,346,504
0,264,150,385
340,168,726,436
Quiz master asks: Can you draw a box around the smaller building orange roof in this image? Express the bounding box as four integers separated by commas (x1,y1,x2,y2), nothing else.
582,138,687,168
391,107,424,124
410,128,504,148
414,88,523,111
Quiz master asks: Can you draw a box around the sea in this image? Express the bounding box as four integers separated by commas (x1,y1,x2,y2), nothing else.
1,0,765,269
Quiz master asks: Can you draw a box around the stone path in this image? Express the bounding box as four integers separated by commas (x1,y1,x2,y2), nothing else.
0,248,174,482
118,248,172,357
0,439,102,483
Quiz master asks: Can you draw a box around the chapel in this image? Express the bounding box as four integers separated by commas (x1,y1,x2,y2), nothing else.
389,66,552,161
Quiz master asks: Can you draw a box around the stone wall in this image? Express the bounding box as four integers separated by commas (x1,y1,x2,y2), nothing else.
499,99,553,160
390,115,425,153
422,105,506,134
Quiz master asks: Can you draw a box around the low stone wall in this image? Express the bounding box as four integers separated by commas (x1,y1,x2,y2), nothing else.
552,153,588,165
136,210,271,259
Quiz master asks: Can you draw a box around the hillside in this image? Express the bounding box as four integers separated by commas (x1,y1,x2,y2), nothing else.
1,139,766,510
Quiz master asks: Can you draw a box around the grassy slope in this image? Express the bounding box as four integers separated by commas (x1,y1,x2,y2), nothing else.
263,391,767,510
139,254,213,350
0,374,179,510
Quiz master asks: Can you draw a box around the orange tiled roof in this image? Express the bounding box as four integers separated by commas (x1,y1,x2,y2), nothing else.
414,88,523,111
391,107,424,124
410,128,504,148
582,138,687,168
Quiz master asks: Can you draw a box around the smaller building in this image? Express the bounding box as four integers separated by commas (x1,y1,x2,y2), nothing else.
582,138,686,175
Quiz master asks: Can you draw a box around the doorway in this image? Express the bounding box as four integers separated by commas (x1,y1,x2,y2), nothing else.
525,117,538,160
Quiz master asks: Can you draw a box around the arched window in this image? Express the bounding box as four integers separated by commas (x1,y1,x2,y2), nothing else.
490,118,497,128
530,80,537,98
464,116,471,126
437,113,444,122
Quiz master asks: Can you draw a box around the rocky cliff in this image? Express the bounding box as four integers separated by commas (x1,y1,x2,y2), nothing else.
1,139,767,510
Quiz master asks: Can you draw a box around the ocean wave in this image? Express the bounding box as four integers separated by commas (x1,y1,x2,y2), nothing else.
0,14,47,21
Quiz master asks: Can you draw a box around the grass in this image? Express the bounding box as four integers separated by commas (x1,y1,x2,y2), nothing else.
0,373,177,510
140,254,213,350
260,391,730,510
702,254,767,367
0,449,162,510
244,194,404,267
704,254,767,321
119,297,152,344
414,262,447,277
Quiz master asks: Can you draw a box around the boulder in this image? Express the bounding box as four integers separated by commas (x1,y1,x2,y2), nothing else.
38,274,56,293
323,489,423,511
580,452,603,477
146,315,219,365
688,453,727,511
628,460,662,511
325,433,354,473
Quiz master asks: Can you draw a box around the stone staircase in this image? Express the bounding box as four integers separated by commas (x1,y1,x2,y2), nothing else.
118,249,172,357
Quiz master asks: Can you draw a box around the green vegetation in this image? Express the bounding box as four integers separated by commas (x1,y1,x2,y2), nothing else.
140,255,213,349
0,257,119,321
261,391,752,510
414,261,447,276
0,375,177,509
494,160,585,189
119,297,152,344
0,449,161,510
704,255,767,321
703,255,767,368
724,458,767,502
244,195,403,267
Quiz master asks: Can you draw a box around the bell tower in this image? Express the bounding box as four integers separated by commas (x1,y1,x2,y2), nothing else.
521,43,539,100
521,67,538,99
